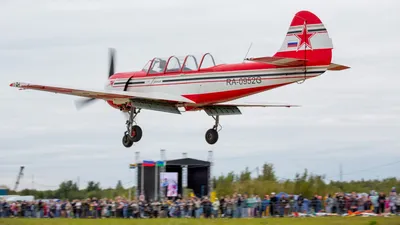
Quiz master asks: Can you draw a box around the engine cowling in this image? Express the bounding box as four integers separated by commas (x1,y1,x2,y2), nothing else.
106,100,130,112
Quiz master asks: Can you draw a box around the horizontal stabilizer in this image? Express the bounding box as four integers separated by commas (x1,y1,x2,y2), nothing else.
327,63,350,71
245,56,307,67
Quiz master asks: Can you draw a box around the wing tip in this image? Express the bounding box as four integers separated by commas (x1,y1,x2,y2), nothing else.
9,82,25,88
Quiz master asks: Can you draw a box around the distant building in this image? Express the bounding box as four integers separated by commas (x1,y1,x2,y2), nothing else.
0,185,9,195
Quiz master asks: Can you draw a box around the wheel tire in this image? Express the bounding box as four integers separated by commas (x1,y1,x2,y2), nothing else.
122,134,134,148
205,129,219,145
131,125,143,142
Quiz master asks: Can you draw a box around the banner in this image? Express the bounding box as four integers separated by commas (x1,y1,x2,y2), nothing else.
142,160,165,167
129,163,136,169
160,172,178,197
156,161,165,167
143,160,155,167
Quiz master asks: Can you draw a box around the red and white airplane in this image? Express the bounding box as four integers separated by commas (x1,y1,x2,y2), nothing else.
10,10,349,148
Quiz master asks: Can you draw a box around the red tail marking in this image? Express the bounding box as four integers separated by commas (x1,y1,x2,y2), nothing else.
295,24,316,50
290,11,322,26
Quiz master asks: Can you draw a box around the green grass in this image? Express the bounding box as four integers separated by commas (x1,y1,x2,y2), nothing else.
1,218,400,225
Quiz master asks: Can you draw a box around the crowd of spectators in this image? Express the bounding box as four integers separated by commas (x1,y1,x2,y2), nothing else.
1,189,399,219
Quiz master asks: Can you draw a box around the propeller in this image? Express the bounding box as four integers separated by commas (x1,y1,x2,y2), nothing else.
74,48,116,110
108,48,115,78
74,98,97,110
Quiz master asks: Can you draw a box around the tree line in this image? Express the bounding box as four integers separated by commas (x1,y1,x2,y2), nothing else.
4,163,399,200
213,163,399,197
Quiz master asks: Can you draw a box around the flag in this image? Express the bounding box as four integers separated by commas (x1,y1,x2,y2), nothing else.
142,160,155,167
129,163,136,169
156,161,165,167
287,41,298,48
210,191,217,203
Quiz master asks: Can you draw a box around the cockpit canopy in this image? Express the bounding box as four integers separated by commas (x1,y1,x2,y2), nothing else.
141,53,216,74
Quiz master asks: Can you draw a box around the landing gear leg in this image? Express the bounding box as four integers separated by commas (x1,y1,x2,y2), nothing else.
205,115,220,145
122,107,142,148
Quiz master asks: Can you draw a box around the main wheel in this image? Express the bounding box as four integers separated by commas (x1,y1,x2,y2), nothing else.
205,129,219,145
131,125,143,142
122,134,134,148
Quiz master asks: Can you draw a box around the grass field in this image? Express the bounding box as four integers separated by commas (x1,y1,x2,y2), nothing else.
1,218,400,225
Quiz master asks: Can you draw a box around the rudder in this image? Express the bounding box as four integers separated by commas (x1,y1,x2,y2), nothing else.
274,11,333,67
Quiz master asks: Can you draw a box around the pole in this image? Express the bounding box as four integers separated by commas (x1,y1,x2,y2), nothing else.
128,187,131,200
340,163,343,182
207,150,213,197
160,149,166,199
154,165,157,200
182,165,188,197
141,163,144,197
135,151,140,200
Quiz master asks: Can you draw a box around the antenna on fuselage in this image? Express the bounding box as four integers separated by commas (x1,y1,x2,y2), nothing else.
243,42,253,62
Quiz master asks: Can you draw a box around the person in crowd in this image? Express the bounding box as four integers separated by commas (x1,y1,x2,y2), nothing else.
336,193,345,215
377,192,386,214
225,196,233,218
218,196,225,217
247,194,256,217
297,194,304,213
370,191,379,214
395,193,400,214
261,195,269,217
280,196,290,216
388,191,397,214
242,194,248,218
364,195,372,211
349,192,358,213
236,193,243,218
270,192,278,217
310,194,319,213
212,197,219,218
325,194,334,213
202,197,212,218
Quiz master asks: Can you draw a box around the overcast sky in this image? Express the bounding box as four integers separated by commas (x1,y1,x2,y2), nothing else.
1,0,399,191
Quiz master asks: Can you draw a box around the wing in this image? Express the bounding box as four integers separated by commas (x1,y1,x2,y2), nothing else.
9,82,194,114
199,103,299,116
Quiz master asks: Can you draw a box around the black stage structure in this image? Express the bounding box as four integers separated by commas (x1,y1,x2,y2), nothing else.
137,158,211,200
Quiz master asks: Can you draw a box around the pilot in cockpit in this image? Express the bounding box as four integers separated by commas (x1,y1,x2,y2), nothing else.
148,59,166,74
159,59,167,71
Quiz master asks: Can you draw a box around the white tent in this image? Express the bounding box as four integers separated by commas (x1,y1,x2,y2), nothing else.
5,195,35,202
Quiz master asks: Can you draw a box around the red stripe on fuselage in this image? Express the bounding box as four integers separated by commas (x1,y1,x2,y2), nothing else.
182,82,293,104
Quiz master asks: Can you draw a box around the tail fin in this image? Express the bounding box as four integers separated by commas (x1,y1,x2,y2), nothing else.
274,11,333,67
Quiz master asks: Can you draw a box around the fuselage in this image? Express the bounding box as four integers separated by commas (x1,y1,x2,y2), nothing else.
105,56,328,111
102,9,336,112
